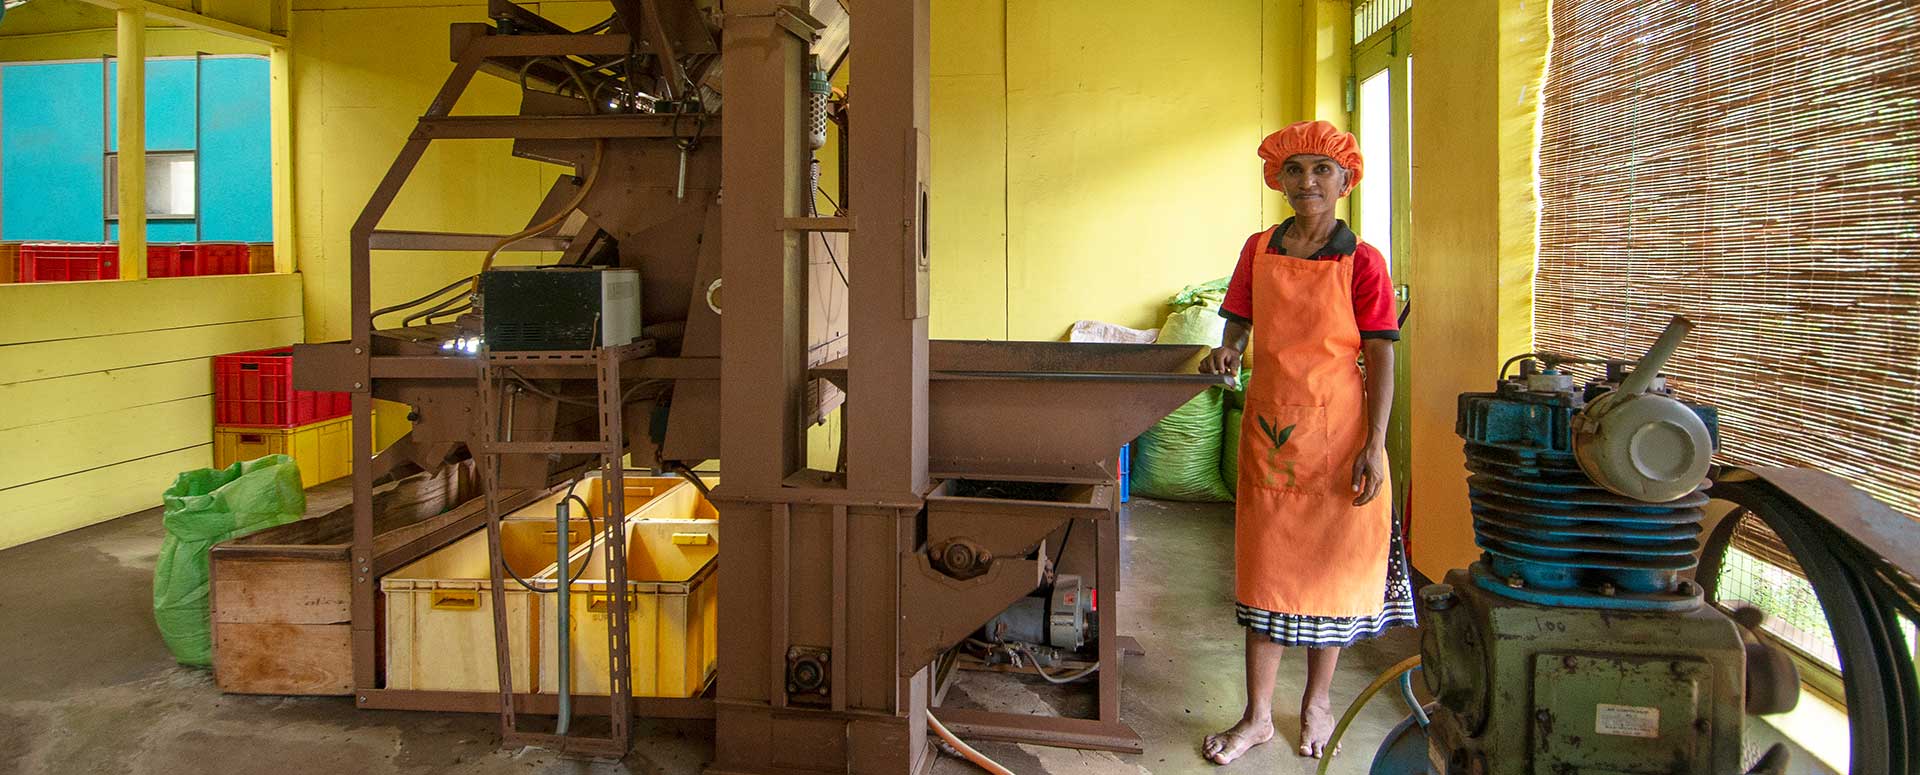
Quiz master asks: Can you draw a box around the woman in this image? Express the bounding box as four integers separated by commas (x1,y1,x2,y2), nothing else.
1198,120,1415,764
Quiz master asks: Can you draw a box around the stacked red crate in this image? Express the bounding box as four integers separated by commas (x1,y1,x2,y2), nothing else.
150,242,253,278
214,347,352,427
17,243,119,282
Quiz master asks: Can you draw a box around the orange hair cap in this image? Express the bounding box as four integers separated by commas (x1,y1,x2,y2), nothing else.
1259,120,1365,196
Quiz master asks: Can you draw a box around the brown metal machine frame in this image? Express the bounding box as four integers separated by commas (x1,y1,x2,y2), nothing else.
307,4,1226,770
335,31,717,727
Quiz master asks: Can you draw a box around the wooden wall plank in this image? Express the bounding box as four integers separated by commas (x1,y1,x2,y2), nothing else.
0,316,303,383
0,273,302,345
0,445,211,548
0,359,210,431
0,396,211,490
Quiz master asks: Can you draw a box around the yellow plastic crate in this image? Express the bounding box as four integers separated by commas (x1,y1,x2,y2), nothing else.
380,520,588,693
538,518,718,698
565,473,698,522
213,416,358,488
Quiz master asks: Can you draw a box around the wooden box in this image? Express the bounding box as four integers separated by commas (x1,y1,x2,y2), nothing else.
210,461,479,695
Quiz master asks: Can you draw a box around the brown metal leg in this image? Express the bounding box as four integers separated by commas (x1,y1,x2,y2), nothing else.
596,345,635,751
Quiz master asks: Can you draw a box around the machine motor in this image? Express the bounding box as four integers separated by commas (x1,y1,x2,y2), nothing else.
1419,318,1797,775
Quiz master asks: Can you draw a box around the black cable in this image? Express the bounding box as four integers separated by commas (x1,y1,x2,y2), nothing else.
668,462,711,499
372,274,476,321
814,186,849,286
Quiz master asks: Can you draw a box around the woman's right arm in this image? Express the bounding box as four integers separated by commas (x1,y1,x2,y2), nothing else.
1203,319,1250,377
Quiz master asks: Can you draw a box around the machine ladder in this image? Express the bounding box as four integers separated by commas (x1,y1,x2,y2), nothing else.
475,342,651,757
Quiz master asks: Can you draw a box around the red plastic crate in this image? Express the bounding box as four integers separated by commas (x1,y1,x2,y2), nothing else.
18,243,119,282
151,243,252,278
184,243,251,276
148,244,187,277
214,347,351,427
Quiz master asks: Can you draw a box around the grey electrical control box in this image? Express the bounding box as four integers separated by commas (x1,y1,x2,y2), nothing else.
480,267,643,351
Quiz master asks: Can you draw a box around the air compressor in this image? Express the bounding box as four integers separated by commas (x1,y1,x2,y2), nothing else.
1411,317,1803,774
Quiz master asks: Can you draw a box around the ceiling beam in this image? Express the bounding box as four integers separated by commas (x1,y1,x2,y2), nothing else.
64,0,287,48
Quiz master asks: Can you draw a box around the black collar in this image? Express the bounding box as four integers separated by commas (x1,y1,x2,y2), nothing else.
1268,217,1358,258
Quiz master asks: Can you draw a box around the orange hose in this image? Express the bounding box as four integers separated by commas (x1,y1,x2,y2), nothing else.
927,712,1017,775
471,139,607,294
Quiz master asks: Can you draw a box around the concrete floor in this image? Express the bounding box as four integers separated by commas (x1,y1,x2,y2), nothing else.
0,486,1423,775
0,487,1835,774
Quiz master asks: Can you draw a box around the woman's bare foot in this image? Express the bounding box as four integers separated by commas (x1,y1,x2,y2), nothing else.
1202,715,1275,765
1298,698,1339,758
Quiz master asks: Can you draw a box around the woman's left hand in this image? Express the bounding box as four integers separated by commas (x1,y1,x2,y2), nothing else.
1350,443,1388,506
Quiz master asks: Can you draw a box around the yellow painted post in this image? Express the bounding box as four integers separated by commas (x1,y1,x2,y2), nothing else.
116,8,147,280
269,44,296,274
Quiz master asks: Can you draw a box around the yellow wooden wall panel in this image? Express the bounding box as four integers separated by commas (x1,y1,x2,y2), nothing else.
1004,0,1267,339
0,397,213,491
0,446,213,549
0,360,210,431
292,4,578,342
1405,0,1548,577
0,274,303,346
0,318,304,384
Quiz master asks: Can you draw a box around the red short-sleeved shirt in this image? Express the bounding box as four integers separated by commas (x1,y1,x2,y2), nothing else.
1219,219,1400,340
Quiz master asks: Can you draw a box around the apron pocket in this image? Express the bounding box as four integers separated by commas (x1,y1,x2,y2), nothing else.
1240,401,1333,494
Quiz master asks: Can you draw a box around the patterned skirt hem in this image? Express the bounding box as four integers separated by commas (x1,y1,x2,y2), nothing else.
1236,601,1418,649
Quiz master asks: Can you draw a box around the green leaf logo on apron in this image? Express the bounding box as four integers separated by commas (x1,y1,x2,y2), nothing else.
1256,416,1298,488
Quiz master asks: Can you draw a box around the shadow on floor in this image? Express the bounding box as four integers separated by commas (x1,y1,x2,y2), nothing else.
0,489,1425,774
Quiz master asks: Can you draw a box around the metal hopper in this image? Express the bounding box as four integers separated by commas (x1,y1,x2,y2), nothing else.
814,340,1232,483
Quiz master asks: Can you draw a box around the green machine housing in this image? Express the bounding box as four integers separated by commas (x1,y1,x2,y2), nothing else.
1420,346,1753,775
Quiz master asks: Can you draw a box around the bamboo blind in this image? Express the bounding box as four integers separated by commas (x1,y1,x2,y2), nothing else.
1536,0,1920,521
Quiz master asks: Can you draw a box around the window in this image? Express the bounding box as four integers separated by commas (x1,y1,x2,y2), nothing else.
105,151,197,220
1353,8,1413,513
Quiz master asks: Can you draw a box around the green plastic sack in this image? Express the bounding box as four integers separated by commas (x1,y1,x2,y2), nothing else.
1129,303,1233,502
1168,277,1231,310
154,455,306,666
1222,405,1244,497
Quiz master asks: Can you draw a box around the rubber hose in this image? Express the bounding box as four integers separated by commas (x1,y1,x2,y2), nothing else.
927,713,1016,775
472,139,608,294
1316,654,1423,775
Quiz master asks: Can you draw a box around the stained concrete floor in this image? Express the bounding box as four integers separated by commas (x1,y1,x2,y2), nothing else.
0,486,1835,775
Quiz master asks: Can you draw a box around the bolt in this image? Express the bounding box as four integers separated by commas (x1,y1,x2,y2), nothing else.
1507,574,1526,589
1536,709,1552,723
1694,718,1710,733
353,382,364,389
1563,655,1579,669
1676,579,1698,596
353,347,364,354
358,696,367,703
1420,584,1457,611
1598,582,1617,597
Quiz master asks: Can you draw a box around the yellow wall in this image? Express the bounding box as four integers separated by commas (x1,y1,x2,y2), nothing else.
1405,0,1546,577
0,275,306,549
0,27,266,61
289,0,613,344
993,0,1315,340
286,0,1317,346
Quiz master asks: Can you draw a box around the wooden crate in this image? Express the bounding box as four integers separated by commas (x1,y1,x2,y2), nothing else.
0,243,17,284
210,462,480,695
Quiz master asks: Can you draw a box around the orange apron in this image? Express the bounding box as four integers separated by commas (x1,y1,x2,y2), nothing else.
1235,225,1392,618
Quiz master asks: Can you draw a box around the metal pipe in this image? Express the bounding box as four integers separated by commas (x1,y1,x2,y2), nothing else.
1618,315,1693,396
555,499,572,736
